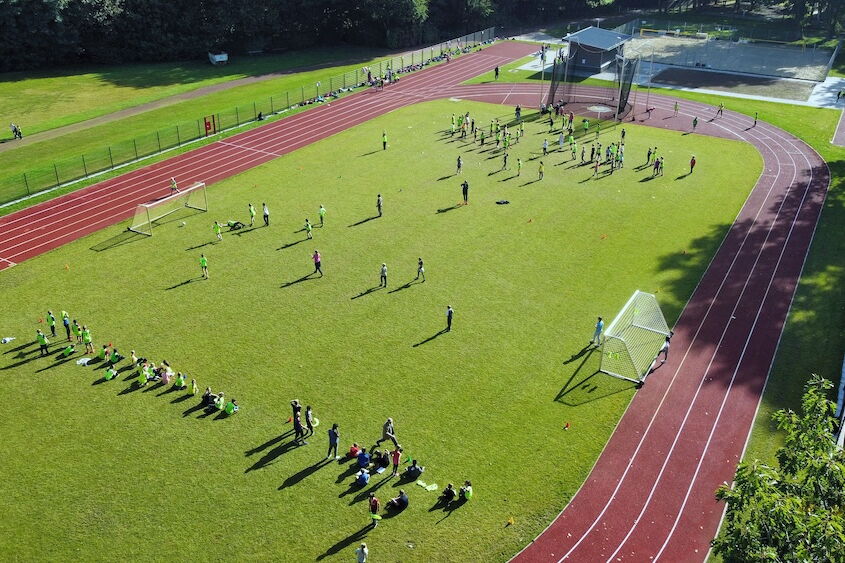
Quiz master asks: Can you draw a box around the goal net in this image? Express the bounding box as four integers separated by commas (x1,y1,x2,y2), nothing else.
600,290,671,385
128,182,208,236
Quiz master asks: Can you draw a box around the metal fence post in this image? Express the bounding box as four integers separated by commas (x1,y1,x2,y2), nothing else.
156,131,162,152
271,96,275,113
343,73,346,88
197,119,201,137
133,139,138,160
236,107,240,125
253,102,257,119
301,86,304,103
286,92,290,108
176,125,181,146
108,147,114,168
53,163,60,187
81,155,88,177
330,76,333,92
23,173,30,195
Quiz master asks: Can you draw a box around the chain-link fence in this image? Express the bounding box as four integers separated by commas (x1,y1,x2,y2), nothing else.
0,27,496,207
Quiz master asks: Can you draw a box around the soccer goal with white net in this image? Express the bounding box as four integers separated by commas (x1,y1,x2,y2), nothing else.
600,290,671,385
128,182,208,236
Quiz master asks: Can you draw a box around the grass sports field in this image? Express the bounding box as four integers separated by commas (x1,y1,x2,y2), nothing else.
0,99,760,560
0,47,386,139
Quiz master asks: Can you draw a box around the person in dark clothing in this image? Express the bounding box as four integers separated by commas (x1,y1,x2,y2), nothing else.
446,305,453,332
461,181,469,205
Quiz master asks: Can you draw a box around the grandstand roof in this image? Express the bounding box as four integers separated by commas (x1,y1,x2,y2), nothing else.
563,26,632,51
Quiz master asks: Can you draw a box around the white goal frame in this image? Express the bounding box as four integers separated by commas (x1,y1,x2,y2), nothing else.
599,290,671,385
128,182,208,236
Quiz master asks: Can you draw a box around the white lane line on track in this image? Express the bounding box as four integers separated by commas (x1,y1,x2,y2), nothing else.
0,48,510,234
218,141,282,157
608,108,807,562
555,110,796,562
0,47,534,259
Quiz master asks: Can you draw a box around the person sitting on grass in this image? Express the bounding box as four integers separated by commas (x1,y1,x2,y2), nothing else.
386,490,409,511
406,459,424,479
98,344,109,361
355,468,370,487
136,365,147,387
61,344,75,357
226,220,245,230
109,348,124,365
225,398,239,415
160,364,174,386
104,366,119,381
348,443,361,459
174,372,187,390
191,379,198,395
212,392,226,411
201,387,214,406
375,450,390,470
357,447,371,468
459,480,473,501
440,483,456,504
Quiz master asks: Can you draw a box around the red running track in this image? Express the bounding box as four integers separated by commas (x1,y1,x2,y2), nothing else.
449,84,826,562
0,41,537,271
0,48,830,562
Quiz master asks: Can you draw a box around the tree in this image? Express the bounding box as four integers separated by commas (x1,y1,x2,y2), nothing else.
712,374,845,562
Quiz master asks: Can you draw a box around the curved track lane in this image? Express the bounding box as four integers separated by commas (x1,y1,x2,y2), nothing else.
449,84,827,562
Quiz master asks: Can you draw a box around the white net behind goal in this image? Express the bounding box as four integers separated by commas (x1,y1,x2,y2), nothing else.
600,290,671,384
129,182,207,235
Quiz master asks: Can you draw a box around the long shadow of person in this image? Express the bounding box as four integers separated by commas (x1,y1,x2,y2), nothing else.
245,431,294,457
412,328,447,347
316,525,372,560
278,458,333,489
245,438,300,472
351,286,383,300
349,474,393,505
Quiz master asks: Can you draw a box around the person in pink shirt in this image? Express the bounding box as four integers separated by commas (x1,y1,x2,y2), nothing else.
312,250,322,276
390,446,403,477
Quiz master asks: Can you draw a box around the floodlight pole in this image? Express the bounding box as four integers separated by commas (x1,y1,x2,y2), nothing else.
645,45,655,112
539,47,546,108
615,51,625,122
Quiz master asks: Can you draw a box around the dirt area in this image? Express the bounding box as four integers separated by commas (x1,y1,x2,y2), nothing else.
652,67,815,101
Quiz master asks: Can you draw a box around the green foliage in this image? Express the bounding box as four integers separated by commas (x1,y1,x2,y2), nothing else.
712,375,845,562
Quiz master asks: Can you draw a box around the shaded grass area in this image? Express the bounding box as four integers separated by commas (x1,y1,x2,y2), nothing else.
0,46,387,141
0,100,758,561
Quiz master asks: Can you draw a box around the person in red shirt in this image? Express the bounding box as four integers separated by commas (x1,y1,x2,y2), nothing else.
690,155,696,174
368,492,381,528
390,446,403,477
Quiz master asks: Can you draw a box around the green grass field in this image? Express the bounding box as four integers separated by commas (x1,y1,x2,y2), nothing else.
0,99,760,561
0,47,387,139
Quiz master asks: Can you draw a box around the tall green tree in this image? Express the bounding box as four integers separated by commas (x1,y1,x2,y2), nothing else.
712,374,845,561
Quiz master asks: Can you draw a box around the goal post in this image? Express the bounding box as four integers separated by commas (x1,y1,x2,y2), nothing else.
600,290,671,385
128,182,208,236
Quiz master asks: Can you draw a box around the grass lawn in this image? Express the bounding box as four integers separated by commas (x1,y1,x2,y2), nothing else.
0,99,759,561
0,46,388,139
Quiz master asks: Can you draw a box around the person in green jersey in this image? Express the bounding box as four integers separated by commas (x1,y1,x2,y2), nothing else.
319,205,326,227
104,366,118,381
538,161,545,181
191,378,198,395
46,310,56,337
517,158,523,176
382,131,387,150
61,344,75,357
200,254,208,279
175,372,187,390
82,325,93,354
36,329,49,356
305,219,313,239
248,203,256,227
71,320,82,343
137,365,147,387
213,221,222,241
225,398,239,415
